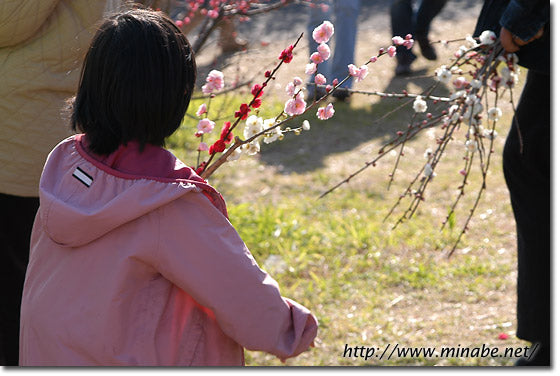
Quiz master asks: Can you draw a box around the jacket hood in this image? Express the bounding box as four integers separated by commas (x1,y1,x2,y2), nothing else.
38,135,227,247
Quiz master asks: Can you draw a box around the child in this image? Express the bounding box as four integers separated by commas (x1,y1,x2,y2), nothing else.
19,9,317,366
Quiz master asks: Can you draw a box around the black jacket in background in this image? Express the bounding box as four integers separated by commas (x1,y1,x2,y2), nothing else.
474,0,550,74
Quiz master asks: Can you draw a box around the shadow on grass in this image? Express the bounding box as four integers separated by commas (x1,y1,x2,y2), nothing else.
259,68,450,173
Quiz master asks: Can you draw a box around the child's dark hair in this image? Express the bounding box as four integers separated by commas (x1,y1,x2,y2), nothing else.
70,9,196,155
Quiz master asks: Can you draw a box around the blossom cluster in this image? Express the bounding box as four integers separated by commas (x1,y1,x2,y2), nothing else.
190,20,419,178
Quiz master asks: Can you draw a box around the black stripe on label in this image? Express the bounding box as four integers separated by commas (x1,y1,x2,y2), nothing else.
72,167,93,187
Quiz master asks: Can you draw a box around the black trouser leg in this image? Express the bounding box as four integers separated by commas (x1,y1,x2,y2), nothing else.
0,193,39,366
502,70,550,365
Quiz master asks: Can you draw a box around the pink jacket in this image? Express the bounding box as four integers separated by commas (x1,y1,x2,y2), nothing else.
20,134,317,366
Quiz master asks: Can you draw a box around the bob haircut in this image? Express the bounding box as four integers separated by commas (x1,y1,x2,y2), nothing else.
70,9,196,155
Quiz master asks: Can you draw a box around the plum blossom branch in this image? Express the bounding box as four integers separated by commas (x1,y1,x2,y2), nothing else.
319,33,520,255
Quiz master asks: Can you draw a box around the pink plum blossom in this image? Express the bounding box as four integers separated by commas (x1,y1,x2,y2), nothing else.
197,142,209,152
317,103,335,120
315,73,327,85
348,64,360,76
285,82,296,97
293,76,303,86
453,76,468,90
310,52,324,64
312,20,334,44
284,92,306,116
348,64,368,82
197,118,215,134
387,46,397,57
356,65,368,82
369,56,378,63
201,69,224,94
305,63,317,75
392,36,404,45
317,43,331,61
196,103,207,117
403,38,414,49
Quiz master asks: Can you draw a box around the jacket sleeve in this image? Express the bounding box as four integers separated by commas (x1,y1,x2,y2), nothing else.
0,0,60,47
154,191,318,360
499,0,549,41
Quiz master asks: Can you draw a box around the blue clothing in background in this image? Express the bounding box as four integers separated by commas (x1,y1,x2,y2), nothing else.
307,0,361,90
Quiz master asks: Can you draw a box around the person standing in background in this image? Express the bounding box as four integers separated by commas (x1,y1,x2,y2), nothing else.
390,0,448,75
0,0,119,365
307,0,361,102
474,0,550,366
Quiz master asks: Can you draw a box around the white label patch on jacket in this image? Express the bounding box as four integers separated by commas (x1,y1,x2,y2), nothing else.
72,167,93,187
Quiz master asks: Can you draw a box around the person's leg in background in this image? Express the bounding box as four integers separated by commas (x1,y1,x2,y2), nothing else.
307,0,333,100
330,0,361,101
0,193,40,365
502,70,550,366
414,0,448,60
390,0,416,75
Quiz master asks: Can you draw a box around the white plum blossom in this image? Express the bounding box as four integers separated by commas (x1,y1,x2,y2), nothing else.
263,117,276,129
243,140,261,156
244,115,264,139
413,96,427,113
470,79,482,89
465,139,478,153
455,45,468,57
469,125,485,136
263,126,283,144
465,99,483,119
436,65,452,83
465,94,478,106
484,129,498,140
479,30,497,45
424,163,434,178
226,146,242,161
302,120,311,131
487,107,502,122
448,105,460,122
500,66,519,87
424,148,433,160
466,34,479,48
450,90,467,101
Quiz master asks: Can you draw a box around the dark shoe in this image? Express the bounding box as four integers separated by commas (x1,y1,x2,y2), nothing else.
332,88,351,103
306,85,327,102
395,63,412,76
416,35,437,61
395,52,417,76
